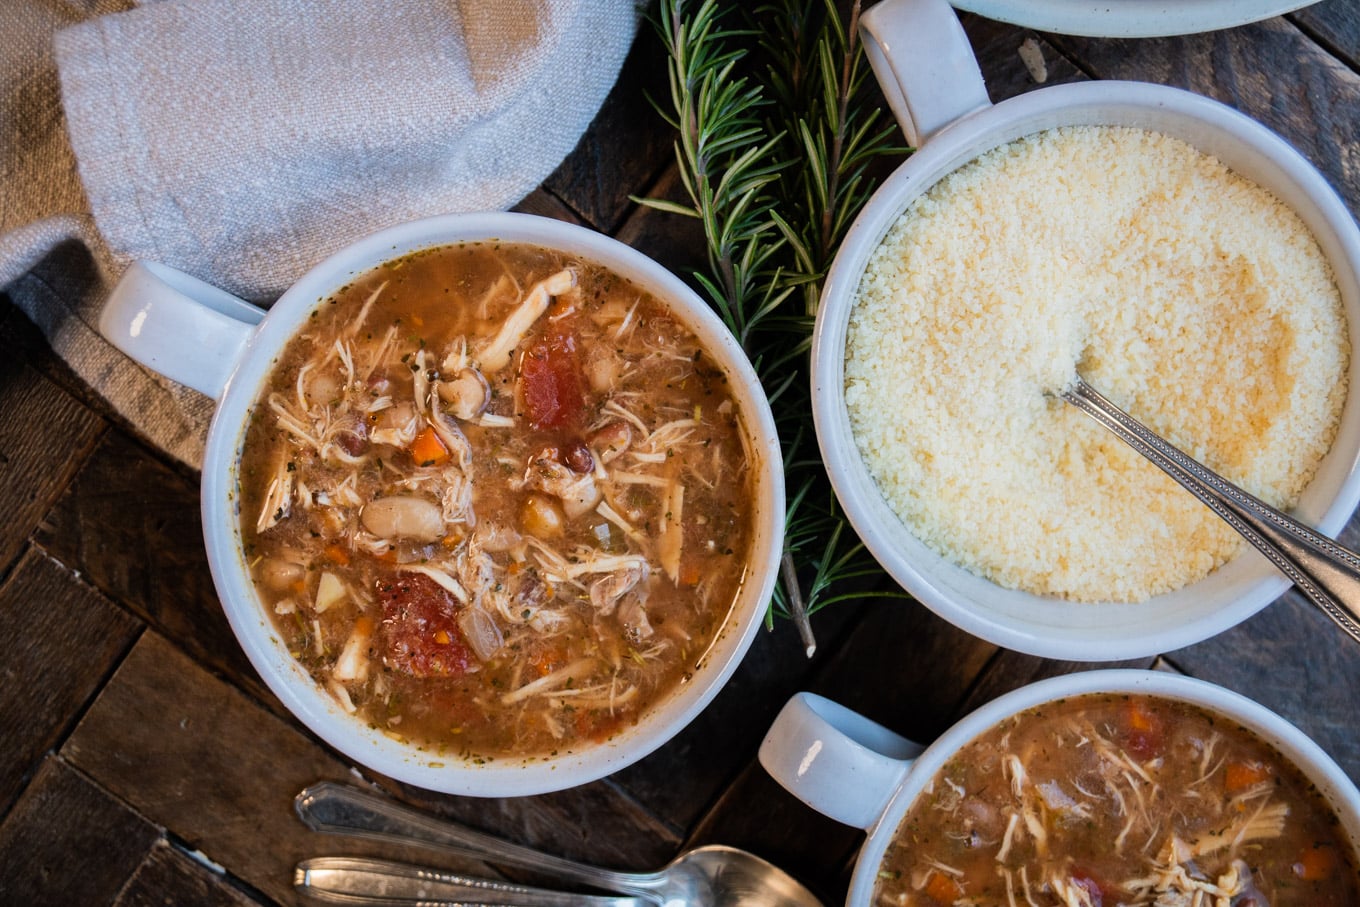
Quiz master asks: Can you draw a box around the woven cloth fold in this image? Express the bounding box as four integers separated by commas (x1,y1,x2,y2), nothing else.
0,0,640,469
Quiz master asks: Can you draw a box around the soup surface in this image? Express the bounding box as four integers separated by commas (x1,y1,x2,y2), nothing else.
846,125,1348,603
238,242,755,760
875,693,1360,906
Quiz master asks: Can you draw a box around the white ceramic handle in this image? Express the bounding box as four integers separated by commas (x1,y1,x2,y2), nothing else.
860,0,992,148
758,692,924,831
98,261,265,399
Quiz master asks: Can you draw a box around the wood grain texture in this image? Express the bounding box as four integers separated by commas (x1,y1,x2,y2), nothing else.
1164,586,1360,784
0,757,160,906
3,9,1359,907
0,546,140,816
60,631,683,902
1046,16,1360,210
116,840,267,907
61,632,425,906
541,21,674,234
510,187,586,225
35,431,264,701
687,760,858,905
961,13,1087,100
1292,0,1360,69
0,315,105,575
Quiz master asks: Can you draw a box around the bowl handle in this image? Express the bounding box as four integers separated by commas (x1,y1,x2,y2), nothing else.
758,692,924,831
98,261,266,400
859,0,992,148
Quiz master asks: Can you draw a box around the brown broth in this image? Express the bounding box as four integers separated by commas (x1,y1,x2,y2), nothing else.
875,693,1360,906
237,242,755,761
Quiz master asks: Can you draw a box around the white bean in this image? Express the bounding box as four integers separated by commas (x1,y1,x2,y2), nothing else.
361,495,446,542
259,557,305,591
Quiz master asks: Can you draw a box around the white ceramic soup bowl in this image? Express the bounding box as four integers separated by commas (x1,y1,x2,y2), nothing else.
98,212,785,797
760,669,1360,906
811,0,1360,659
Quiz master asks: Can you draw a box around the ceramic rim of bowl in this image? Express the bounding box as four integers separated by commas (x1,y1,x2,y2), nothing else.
812,80,1360,660
200,212,785,796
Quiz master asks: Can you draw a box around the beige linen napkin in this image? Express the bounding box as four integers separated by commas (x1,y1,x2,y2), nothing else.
1,0,641,469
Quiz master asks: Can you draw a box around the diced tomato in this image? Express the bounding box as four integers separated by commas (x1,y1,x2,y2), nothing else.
1119,697,1165,759
573,707,625,742
376,573,473,678
520,327,584,429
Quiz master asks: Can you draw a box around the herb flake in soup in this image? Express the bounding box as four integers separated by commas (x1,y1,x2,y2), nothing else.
238,243,756,761
875,693,1360,906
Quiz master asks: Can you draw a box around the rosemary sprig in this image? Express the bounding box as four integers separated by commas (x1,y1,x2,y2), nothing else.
639,0,908,654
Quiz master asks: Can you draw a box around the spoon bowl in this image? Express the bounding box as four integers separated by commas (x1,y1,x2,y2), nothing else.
295,782,823,907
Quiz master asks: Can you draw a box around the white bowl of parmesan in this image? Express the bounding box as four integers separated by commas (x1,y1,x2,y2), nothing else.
810,0,1360,659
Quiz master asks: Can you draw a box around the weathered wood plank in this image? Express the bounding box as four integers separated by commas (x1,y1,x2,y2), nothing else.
957,651,1157,718
510,187,586,225
61,631,688,903
35,430,266,702
806,597,999,744
0,307,105,575
608,609,863,832
62,631,444,906
116,840,267,907
612,165,710,290
0,545,141,817
675,597,998,904
1292,0,1360,71
688,760,855,905
0,756,160,905
1046,17,1360,209
1165,587,1360,784
961,13,1087,101
541,21,674,234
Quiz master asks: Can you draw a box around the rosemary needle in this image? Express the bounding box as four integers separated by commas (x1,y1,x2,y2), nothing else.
640,0,908,651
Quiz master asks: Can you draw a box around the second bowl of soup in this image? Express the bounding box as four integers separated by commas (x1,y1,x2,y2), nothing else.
760,670,1360,906
100,213,785,796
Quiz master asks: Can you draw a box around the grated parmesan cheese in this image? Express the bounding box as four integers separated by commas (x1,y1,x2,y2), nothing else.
845,126,1349,603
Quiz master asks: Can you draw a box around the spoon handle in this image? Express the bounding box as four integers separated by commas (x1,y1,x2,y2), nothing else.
295,783,663,901
1063,377,1360,643
295,855,647,907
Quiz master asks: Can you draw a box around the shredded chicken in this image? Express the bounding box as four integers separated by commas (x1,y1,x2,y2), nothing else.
243,248,754,760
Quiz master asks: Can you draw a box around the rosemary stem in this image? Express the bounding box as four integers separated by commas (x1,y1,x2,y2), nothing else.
780,550,817,658
820,0,862,261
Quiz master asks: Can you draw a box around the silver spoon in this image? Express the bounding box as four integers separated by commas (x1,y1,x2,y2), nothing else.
295,782,824,907
296,855,646,906
1062,376,1360,642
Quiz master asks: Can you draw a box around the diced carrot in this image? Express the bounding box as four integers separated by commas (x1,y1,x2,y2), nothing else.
1224,760,1272,793
679,559,702,587
532,646,566,677
410,426,450,466
1121,697,1165,758
324,543,351,566
1296,843,1338,880
1125,697,1157,733
353,614,375,635
923,872,963,904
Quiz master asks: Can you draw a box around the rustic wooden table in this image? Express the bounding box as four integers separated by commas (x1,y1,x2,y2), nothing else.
3,3,1360,905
